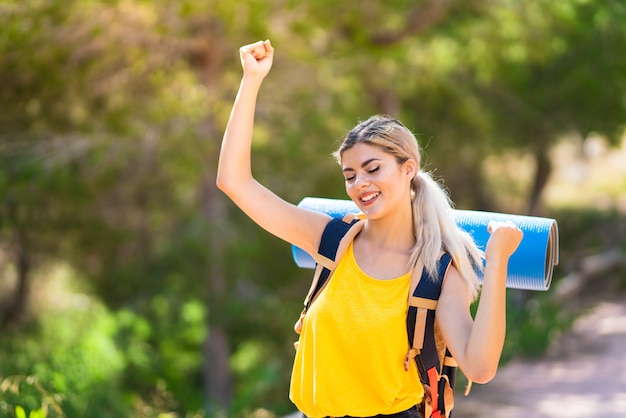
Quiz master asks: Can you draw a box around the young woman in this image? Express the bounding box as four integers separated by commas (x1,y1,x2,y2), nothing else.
216,40,523,418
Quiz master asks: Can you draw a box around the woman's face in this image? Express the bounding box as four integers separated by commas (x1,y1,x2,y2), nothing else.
340,142,415,219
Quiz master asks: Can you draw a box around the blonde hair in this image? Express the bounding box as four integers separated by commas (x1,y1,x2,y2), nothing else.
335,115,483,300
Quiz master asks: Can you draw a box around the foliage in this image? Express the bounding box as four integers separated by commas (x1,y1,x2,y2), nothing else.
0,274,210,417
502,291,573,361
14,405,47,418
0,297,126,417
1,376,63,418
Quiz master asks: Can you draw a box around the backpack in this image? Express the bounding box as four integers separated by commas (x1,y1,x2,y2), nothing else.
294,214,458,418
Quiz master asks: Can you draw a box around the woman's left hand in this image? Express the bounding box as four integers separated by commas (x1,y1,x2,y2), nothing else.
485,220,523,261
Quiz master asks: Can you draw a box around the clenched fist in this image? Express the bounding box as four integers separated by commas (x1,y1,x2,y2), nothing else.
485,220,523,261
239,39,274,80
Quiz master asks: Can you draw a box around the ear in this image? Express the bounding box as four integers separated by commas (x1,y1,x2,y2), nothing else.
404,159,418,178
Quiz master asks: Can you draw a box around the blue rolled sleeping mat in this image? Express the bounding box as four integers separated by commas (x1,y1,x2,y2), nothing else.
292,197,559,291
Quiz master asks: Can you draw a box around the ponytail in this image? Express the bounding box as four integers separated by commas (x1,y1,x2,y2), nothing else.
410,171,483,301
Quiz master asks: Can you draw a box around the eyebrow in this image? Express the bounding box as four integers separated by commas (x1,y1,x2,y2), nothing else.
342,158,381,172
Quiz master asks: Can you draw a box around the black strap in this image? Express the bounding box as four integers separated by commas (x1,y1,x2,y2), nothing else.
305,217,360,310
407,253,453,381
318,217,359,261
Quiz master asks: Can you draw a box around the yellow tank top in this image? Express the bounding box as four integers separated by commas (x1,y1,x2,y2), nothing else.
290,242,423,418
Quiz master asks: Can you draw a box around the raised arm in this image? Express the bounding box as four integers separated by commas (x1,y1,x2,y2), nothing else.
216,40,330,255
436,221,523,383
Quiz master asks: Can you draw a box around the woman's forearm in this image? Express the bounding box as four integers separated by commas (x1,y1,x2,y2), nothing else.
217,40,273,195
464,257,509,383
462,220,522,382
216,76,263,194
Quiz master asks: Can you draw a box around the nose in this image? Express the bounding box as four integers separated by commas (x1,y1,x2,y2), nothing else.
354,173,370,189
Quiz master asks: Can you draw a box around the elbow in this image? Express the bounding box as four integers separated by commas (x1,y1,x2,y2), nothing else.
216,168,254,198
215,175,228,193
215,172,235,195
464,364,498,384
469,372,497,385
216,173,247,203
215,159,247,194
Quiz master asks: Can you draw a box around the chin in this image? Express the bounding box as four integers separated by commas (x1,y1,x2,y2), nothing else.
361,206,384,219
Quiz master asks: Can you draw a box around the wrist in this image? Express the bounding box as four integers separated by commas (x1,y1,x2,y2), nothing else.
241,74,265,88
483,257,508,284
484,246,512,263
485,251,509,267
485,257,508,271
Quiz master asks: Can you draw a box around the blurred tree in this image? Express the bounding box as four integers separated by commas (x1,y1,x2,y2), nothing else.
428,0,626,213
272,0,626,213
0,0,212,412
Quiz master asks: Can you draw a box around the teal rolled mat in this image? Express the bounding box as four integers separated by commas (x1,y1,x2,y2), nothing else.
292,197,559,291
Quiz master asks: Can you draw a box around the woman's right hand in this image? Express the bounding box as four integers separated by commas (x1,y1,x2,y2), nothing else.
239,39,274,80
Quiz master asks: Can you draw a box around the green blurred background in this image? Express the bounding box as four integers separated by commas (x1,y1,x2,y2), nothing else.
1,0,625,417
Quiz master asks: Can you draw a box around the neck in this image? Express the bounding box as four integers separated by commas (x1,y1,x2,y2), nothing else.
360,203,415,252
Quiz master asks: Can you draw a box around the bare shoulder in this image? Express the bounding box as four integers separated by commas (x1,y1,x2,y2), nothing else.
438,263,473,312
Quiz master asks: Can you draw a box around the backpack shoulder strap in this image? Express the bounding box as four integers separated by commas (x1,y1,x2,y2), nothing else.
405,252,454,418
295,214,364,335
406,253,452,368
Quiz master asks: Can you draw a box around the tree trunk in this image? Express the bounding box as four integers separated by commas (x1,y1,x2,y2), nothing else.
1,235,31,330
188,16,234,412
528,147,552,216
203,326,233,414
511,147,553,309
197,161,233,413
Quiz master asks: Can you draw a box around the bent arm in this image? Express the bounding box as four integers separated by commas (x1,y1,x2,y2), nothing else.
437,222,523,383
216,41,330,255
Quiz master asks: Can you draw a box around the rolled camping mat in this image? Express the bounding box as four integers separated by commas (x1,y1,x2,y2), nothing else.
292,197,559,291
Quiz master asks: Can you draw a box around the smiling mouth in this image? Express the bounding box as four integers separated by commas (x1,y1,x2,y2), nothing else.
360,192,380,203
